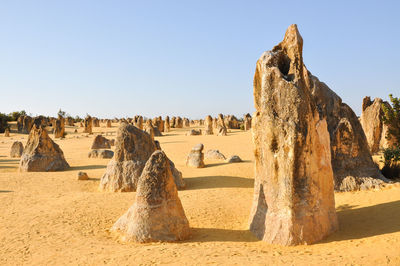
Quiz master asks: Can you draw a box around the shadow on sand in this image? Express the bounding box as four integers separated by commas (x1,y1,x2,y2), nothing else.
205,160,252,168
187,227,259,243
185,175,254,190
0,190,13,193
68,165,107,171
188,201,400,243
0,159,20,164
322,200,400,242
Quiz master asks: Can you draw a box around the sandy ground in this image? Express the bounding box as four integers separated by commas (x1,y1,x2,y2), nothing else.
0,123,399,265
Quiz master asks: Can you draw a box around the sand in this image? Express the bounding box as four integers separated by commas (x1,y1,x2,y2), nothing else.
0,123,399,265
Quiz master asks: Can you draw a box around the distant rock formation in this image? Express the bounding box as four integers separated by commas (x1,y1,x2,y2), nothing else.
203,115,213,135
249,24,338,245
10,141,24,158
19,124,69,172
360,97,395,153
91,135,111,150
84,116,93,134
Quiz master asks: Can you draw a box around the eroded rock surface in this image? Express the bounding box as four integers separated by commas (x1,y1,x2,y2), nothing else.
19,125,70,172
111,150,190,242
186,143,205,168
10,141,24,158
249,24,338,245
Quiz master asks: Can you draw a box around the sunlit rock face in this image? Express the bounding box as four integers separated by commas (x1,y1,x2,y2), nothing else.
249,24,338,245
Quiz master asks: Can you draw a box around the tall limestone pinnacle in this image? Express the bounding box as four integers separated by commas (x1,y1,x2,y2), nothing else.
250,24,338,245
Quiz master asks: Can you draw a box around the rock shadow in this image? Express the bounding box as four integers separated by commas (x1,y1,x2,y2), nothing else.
0,159,20,164
187,227,258,243
0,190,13,193
185,175,254,190
68,165,107,171
322,200,400,243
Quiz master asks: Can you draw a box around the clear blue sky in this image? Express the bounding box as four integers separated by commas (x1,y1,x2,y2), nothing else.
1,0,399,119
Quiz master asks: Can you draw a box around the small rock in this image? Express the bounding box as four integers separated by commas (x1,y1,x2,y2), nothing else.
78,171,89,180
226,155,242,163
205,149,226,160
186,143,205,168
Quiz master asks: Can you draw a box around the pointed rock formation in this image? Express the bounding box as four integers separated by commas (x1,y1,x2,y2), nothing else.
10,141,24,158
164,116,170,132
249,24,338,245
19,124,70,172
99,123,157,192
360,97,395,154
4,128,10,137
53,117,65,138
203,115,213,135
311,79,388,191
99,123,184,191
84,116,93,134
111,150,190,242
91,135,111,150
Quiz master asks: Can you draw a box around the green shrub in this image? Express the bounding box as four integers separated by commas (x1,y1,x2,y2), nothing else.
382,94,400,145
7,110,26,121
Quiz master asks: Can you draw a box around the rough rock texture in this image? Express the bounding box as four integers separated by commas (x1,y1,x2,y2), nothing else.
183,118,190,127
164,116,170,132
66,117,74,126
175,117,183,128
93,118,100,127
360,97,395,154
186,143,205,168
78,171,89,180
88,149,114,159
226,155,242,163
244,114,252,131
84,116,93,134
225,115,240,129
143,120,156,139
53,118,65,138
311,80,388,191
91,135,111,150
186,129,202,136
4,128,10,137
134,116,144,130
106,120,112,128
19,124,70,172
249,24,338,245
203,115,213,135
216,126,227,136
99,123,157,192
18,116,33,134
111,150,190,242
170,117,176,128
10,141,24,158
204,149,226,160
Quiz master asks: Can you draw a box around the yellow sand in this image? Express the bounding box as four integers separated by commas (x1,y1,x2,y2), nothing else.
0,123,399,265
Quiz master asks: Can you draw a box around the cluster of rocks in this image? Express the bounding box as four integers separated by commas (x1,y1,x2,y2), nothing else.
186,144,243,167
99,123,185,192
111,150,190,242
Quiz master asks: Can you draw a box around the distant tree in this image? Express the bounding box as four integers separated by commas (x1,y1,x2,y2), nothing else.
382,94,400,145
8,110,27,121
0,113,9,133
